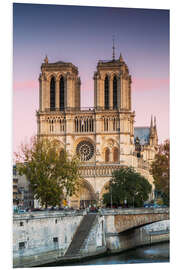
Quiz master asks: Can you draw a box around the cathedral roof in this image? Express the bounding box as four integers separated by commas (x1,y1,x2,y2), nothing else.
134,127,150,145
41,59,78,73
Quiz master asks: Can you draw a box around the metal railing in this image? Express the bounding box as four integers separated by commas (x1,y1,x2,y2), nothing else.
43,106,125,113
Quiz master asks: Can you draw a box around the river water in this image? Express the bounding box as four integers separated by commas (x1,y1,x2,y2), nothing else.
42,242,169,267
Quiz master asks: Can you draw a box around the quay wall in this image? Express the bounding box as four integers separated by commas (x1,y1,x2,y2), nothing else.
13,210,169,268
105,220,169,254
13,211,85,267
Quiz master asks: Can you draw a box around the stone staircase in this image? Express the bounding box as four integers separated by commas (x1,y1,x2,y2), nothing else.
64,213,97,257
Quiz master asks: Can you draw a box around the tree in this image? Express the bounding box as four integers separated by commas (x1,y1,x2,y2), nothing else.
103,167,152,207
151,140,170,206
15,136,81,208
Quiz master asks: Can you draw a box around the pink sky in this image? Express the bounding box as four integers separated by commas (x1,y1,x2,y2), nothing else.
13,4,169,154
13,74,169,155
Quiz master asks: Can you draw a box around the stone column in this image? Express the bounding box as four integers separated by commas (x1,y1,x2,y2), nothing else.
64,76,67,109
39,75,42,111
120,75,123,110
117,76,121,109
129,77,132,111
66,75,73,108
76,77,81,108
41,77,47,111
94,75,97,108
45,79,50,110
100,79,104,108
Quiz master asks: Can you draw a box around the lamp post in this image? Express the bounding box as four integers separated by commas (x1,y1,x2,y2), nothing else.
110,186,113,209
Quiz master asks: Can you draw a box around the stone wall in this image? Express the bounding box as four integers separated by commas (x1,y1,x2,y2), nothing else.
13,211,169,268
13,211,85,267
106,220,169,253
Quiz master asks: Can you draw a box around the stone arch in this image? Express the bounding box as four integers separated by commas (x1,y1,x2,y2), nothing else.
102,138,119,151
102,73,111,80
70,179,96,209
99,179,111,200
56,72,67,80
59,148,65,158
113,147,119,162
74,136,94,148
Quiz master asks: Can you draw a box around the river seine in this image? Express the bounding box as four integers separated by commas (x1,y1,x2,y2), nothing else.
41,242,169,267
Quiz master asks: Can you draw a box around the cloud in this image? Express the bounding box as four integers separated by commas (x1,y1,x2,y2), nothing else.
132,77,169,91
14,80,38,90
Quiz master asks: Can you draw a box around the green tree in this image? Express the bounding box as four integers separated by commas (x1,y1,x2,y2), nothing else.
151,140,170,206
103,167,152,207
15,136,81,208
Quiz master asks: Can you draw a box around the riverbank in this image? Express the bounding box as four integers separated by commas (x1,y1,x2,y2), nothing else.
13,226,169,268
38,240,170,267
13,210,169,268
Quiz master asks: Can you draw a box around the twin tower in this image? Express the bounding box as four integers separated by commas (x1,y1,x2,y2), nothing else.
39,53,132,112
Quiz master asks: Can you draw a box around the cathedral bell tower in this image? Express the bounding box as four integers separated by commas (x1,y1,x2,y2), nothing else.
39,56,81,112
93,53,132,111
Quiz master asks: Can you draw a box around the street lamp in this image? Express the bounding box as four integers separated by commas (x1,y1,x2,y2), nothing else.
110,186,113,209
133,192,138,208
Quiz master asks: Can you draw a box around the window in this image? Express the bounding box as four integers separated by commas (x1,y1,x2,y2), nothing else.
113,147,119,162
104,76,109,109
60,77,64,111
76,140,94,161
19,242,25,249
104,118,109,131
50,77,56,110
105,148,110,162
53,237,58,243
113,76,117,109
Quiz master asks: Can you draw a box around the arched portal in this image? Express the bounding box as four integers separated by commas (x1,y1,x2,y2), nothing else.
69,180,96,209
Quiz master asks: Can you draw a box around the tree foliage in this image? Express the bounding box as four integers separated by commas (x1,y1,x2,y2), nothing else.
103,167,152,207
151,139,170,205
15,136,81,208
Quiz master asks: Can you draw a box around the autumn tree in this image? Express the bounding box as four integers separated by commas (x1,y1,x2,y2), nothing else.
151,139,170,206
103,167,152,207
15,136,81,208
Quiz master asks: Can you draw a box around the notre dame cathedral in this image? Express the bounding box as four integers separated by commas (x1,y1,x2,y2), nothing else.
36,52,158,208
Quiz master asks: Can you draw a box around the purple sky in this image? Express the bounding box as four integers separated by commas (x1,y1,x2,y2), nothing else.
13,3,169,153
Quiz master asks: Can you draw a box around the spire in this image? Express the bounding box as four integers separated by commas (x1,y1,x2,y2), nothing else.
154,116,156,128
112,36,115,61
150,115,153,129
44,55,48,64
119,53,123,62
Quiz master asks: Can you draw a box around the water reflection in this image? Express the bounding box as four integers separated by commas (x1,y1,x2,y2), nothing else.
41,242,169,267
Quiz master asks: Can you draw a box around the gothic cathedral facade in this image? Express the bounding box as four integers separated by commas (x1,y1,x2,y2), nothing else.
37,53,158,208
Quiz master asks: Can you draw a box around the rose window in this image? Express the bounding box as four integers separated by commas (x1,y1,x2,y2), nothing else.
76,141,94,161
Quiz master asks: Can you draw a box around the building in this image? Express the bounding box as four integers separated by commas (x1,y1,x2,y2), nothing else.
13,165,34,209
13,165,18,206
36,52,158,208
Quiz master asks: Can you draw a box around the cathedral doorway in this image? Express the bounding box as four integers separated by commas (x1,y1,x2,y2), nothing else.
69,180,96,209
